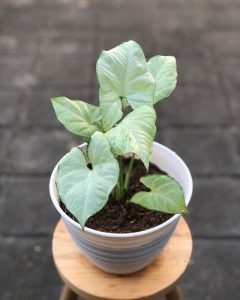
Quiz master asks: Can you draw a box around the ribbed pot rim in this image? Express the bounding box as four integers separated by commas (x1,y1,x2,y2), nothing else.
49,142,193,238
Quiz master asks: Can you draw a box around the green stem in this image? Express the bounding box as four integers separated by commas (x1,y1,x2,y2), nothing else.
124,154,135,191
117,156,124,199
115,183,121,201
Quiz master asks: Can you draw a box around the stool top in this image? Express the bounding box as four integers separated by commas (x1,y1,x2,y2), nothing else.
52,218,192,300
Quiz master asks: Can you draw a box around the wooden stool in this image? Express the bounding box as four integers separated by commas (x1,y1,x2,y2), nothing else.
52,218,192,300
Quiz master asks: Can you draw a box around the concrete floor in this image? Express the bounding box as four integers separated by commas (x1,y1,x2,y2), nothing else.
0,0,240,299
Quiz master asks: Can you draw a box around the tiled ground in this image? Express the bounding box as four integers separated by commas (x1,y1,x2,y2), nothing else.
0,0,240,299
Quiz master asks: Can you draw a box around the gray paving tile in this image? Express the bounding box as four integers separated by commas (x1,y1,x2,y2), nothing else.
19,88,98,127
0,57,33,89
97,10,147,33
202,0,240,5
38,0,96,7
152,30,212,58
0,33,37,55
156,87,230,125
158,0,200,7
97,0,160,12
162,129,240,175
19,92,59,127
0,8,48,35
38,31,95,59
0,92,20,125
1,5,96,35
186,178,240,237
0,176,59,235
177,56,219,87
44,7,96,31
149,6,205,32
3,0,95,9
1,0,33,8
217,57,240,90
205,5,240,30
30,85,98,98
207,31,240,56
97,3,204,32
0,129,11,167
33,58,94,87
228,96,240,126
0,5,7,19
217,58,240,124
6,129,79,174
181,239,240,300
0,237,61,300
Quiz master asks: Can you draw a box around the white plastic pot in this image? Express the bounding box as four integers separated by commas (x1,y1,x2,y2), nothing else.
49,142,193,274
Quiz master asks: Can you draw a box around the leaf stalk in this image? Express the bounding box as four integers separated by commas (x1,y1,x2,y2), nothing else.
124,154,135,191
117,156,124,200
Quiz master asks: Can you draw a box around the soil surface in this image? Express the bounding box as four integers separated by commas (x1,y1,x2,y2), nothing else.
60,158,174,233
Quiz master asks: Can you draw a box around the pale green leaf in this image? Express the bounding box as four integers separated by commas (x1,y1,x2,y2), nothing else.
98,89,123,131
130,175,189,214
56,132,119,227
97,40,155,131
147,56,177,103
106,105,156,168
51,97,102,140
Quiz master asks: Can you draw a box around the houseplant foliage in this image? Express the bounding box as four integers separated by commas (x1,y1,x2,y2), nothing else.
51,40,188,228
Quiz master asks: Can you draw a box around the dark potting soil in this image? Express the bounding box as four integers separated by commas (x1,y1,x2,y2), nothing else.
60,158,174,233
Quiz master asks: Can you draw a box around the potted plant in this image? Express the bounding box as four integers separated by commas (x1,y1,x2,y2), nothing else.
49,40,193,274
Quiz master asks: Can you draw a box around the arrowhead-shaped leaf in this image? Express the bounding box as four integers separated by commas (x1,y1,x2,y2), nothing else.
106,105,156,168
97,40,155,131
147,56,177,104
56,132,119,227
130,175,189,214
51,97,102,141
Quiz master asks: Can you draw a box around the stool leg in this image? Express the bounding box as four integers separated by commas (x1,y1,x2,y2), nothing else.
59,285,78,300
166,286,184,300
